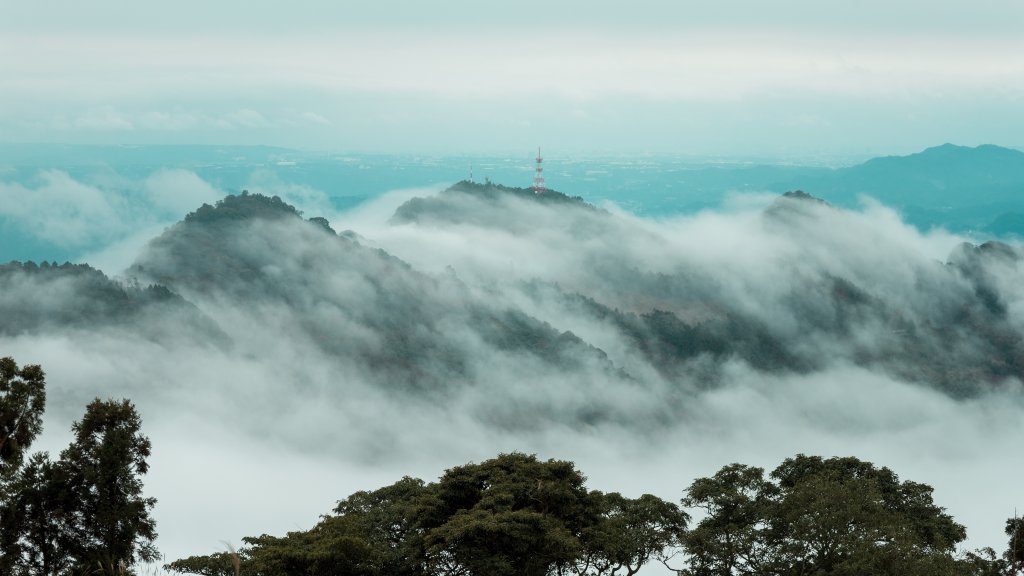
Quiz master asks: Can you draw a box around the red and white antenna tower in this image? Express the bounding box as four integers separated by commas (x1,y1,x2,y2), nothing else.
533,146,546,193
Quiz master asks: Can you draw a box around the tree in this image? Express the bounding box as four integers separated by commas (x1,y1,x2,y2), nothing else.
417,452,602,576
576,492,688,576
165,551,243,576
0,452,76,575
58,398,159,572
167,476,432,576
331,476,431,576
1004,516,1024,575
678,463,778,576
0,357,46,474
679,455,968,576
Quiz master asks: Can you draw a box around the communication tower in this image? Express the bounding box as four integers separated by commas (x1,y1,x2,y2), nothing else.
533,147,546,193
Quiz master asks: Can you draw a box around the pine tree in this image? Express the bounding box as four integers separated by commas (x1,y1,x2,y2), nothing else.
58,398,159,572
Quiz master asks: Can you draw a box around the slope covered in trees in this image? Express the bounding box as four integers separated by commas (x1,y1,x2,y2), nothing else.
125,192,632,415
0,260,219,343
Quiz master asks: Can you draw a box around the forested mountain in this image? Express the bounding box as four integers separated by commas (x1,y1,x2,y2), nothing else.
123,192,632,424
0,260,218,342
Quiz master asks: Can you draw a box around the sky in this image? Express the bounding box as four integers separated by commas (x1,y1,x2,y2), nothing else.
2,0,1023,157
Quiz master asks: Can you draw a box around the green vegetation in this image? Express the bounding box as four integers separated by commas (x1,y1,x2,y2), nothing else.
680,455,969,575
168,453,689,576
166,452,1023,576
0,357,157,575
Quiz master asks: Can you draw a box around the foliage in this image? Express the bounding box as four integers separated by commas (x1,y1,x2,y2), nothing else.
0,372,158,576
169,453,685,576
0,357,46,473
59,398,159,572
679,454,969,576
0,452,74,575
419,453,600,576
163,452,1024,576
576,492,689,576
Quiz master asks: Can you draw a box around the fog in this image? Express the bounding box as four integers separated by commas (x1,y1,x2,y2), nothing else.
2,171,1023,569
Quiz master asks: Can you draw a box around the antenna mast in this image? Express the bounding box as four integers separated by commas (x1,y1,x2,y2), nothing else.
533,146,546,194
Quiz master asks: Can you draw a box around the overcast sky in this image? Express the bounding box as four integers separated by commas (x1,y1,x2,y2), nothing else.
2,0,1022,157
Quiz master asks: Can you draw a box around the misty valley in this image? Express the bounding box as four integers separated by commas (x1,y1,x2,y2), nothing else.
2,145,1024,575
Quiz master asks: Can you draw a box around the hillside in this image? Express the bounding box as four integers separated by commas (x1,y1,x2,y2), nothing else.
0,260,218,342
127,192,632,416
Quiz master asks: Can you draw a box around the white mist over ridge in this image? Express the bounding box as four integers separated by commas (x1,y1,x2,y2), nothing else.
2,172,1023,568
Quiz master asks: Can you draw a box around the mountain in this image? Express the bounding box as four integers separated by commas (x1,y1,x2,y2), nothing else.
392,180,597,227
790,144,1024,231
386,183,1024,397
0,260,219,342
126,192,633,422
984,212,1024,237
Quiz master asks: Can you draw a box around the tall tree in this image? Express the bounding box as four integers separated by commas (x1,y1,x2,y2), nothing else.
58,398,159,572
0,357,46,474
1006,517,1024,574
0,452,76,575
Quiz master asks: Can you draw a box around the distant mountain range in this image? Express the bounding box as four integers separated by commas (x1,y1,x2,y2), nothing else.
791,144,1024,232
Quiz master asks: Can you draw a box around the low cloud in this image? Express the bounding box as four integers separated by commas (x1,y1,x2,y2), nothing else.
0,171,123,248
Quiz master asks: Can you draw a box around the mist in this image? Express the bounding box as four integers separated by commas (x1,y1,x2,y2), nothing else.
2,172,1023,569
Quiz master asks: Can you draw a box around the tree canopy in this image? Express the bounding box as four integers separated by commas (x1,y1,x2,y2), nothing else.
0,356,158,575
167,453,687,576
679,454,969,576
0,357,46,474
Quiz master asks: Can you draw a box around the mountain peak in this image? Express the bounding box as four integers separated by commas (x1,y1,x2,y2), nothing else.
184,191,303,225
391,179,596,225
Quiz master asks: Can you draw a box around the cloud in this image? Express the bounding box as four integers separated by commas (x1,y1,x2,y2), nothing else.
137,110,203,131
0,169,225,271
298,111,331,126
143,169,222,216
222,108,269,128
0,171,124,248
72,106,135,131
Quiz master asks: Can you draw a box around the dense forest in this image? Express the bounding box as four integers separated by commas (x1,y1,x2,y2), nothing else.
1,356,1022,575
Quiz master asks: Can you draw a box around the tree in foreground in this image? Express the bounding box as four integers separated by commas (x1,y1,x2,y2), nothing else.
419,452,601,576
576,492,688,576
678,454,969,576
0,357,46,474
970,517,1024,576
168,453,686,576
59,399,159,572
1,392,158,575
